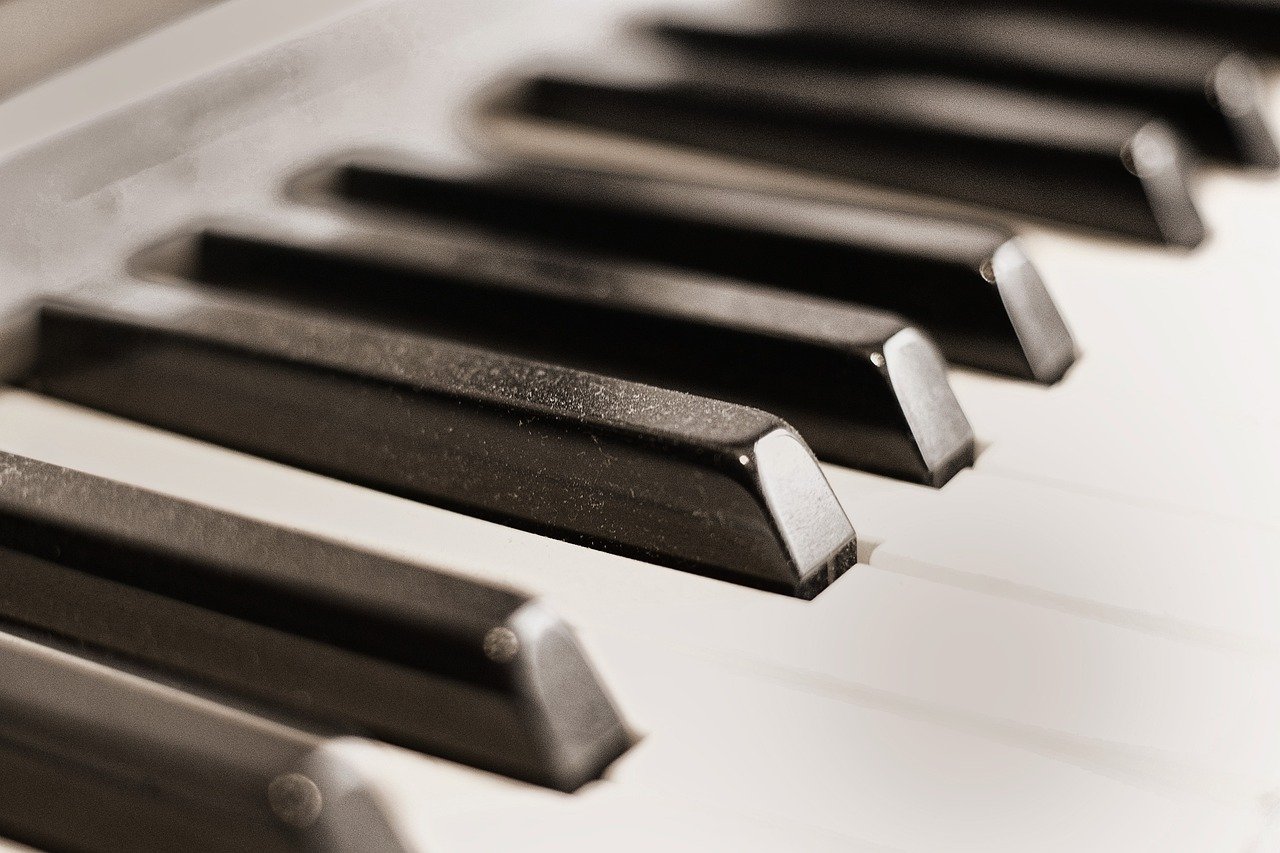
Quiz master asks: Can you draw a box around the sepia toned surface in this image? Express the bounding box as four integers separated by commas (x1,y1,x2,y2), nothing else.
0,1,1277,850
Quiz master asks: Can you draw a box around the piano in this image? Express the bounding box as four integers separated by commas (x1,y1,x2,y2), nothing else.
0,0,1277,849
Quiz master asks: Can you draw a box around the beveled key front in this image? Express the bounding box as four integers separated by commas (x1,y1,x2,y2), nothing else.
26,281,859,598
0,451,629,793
321,155,1075,384
500,54,1206,246
179,211,974,486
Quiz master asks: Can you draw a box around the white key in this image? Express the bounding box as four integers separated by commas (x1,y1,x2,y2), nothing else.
946,131,1280,525
952,365,1280,531
321,740,876,853
3,391,1277,799
1016,172,1280,430
315,645,1264,853
852,469,1280,653
595,636,1262,853
802,570,1280,796
477,63,1280,530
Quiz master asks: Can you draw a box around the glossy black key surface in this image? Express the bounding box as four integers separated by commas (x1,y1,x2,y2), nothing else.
501,55,1206,245
0,628,404,853
324,156,1075,383
179,214,974,486
0,451,629,792
654,1,1279,167
965,0,1280,53
26,281,858,598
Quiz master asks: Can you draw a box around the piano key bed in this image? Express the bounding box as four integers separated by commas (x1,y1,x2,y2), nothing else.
0,0,1277,850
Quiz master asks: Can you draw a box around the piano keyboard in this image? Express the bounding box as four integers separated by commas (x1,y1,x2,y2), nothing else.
0,0,1278,850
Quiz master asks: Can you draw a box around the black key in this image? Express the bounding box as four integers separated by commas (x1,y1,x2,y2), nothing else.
177,213,974,486
958,0,1280,54
0,627,403,853
0,450,629,792
653,1,1278,167
25,281,858,598
321,155,1075,383
500,54,1206,245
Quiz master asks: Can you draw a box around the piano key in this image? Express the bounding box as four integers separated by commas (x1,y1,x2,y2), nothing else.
670,568,1280,794
848,469,1280,650
915,181,1279,526
25,279,858,598
501,54,1207,245
322,740,881,853
4,0,1277,848
595,635,1266,852
473,131,1280,430
316,154,1076,383
0,450,630,793
816,453,1280,648
0,398,1265,850
334,643,1267,853
951,365,1280,532
1015,219,1280,428
652,1,1280,167
0,629,400,853
184,212,974,486
6,390,1278,795
933,196,1280,528
947,0,1280,54
480,104,1280,432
